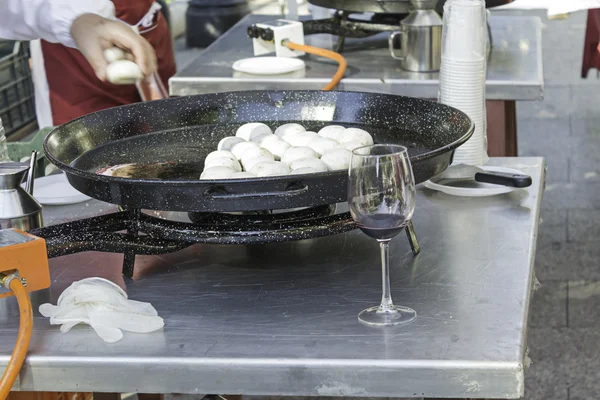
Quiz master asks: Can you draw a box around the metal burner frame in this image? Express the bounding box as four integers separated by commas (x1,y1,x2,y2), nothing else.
297,12,492,57
30,208,420,278
302,12,403,52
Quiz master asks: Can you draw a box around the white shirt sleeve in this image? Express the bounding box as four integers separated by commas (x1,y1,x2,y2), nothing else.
0,0,116,48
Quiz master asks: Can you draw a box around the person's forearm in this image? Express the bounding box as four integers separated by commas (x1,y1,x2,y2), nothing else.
0,0,115,47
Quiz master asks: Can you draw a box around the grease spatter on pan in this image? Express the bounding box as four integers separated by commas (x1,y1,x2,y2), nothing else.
97,162,203,180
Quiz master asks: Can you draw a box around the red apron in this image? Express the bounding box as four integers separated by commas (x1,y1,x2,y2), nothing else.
41,0,176,126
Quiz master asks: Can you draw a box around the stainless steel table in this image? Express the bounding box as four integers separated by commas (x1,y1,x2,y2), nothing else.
170,14,544,157
0,157,545,399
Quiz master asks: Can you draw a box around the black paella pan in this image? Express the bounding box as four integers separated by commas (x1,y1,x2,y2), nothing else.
44,90,474,212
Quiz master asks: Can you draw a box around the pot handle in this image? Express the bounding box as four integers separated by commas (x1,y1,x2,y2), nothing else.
388,31,405,60
203,182,309,200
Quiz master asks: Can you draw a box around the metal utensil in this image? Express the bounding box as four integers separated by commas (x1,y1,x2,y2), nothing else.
388,0,443,72
431,164,532,188
0,161,43,230
25,150,37,195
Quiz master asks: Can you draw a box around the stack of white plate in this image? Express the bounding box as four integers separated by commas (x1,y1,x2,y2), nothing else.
438,0,488,166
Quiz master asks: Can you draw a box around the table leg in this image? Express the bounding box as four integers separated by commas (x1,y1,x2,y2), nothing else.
8,393,92,400
486,100,517,157
433,99,517,157
138,395,164,400
92,394,120,400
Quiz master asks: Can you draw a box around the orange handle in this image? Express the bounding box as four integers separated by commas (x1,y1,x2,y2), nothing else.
0,278,33,400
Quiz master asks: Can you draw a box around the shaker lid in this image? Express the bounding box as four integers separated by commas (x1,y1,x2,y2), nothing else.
0,161,41,220
0,162,28,190
402,8,443,27
411,0,439,9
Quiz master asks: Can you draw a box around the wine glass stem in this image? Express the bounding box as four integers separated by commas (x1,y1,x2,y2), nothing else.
378,239,394,311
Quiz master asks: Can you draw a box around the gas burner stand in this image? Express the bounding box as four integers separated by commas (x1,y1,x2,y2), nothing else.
31,207,421,277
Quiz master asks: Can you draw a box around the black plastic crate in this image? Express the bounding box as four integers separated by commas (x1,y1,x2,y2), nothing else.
0,40,36,137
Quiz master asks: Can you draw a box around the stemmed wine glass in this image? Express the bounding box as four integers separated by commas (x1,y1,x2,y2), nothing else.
348,144,417,327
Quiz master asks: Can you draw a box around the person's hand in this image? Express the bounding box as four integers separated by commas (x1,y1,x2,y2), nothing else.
70,13,158,82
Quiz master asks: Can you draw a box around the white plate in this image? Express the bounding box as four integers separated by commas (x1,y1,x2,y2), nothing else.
423,166,526,197
26,174,91,205
232,57,306,75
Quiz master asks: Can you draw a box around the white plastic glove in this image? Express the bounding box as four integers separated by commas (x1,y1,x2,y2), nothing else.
40,278,164,343
70,14,157,82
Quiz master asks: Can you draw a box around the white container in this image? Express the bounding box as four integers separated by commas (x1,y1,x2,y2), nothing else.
442,0,487,61
438,0,488,166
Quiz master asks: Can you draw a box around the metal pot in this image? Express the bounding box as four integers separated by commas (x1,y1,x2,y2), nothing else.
43,90,474,213
0,159,43,231
388,0,442,72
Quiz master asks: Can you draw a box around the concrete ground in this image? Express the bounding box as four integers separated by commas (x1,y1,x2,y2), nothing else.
490,7,598,400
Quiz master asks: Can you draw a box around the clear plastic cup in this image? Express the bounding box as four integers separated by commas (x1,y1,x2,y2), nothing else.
442,0,487,62
442,56,486,64
440,91,485,100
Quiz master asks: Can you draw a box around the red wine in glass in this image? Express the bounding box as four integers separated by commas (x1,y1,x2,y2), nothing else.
356,214,407,240
348,144,417,327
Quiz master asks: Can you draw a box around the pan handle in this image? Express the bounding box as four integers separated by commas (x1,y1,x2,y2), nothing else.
203,183,309,200
474,171,532,188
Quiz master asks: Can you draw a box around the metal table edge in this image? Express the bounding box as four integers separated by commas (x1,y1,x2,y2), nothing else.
12,357,527,398
169,14,544,101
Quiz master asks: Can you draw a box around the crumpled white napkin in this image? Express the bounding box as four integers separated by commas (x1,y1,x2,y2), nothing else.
39,278,164,343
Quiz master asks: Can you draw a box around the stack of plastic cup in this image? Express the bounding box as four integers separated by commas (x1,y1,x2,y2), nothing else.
438,0,488,166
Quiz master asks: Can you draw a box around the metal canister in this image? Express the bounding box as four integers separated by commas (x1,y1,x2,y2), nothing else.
389,0,443,72
0,158,43,231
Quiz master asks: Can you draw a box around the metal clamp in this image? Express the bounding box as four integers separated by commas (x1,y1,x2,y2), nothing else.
0,271,26,290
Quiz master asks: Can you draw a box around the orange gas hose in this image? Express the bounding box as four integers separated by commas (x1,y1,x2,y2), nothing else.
0,277,32,400
284,41,347,91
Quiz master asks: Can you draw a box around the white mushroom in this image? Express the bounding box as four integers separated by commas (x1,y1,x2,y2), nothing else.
247,130,271,143
241,147,275,171
249,161,291,177
289,157,328,172
104,47,128,63
260,135,281,147
284,131,320,147
290,167,320,175
307,137,339,157
240,146,274,162
274,123,305,138
204,156,242,172
318,125,346,141
250,133,274,144
106,60,144,85
260,135,290,160
218,136,245,151
235,123,272,142
231,141,260,160
320,148,352,171
281,146,319,166
200,166,235,179
231,171,256,178
242,155,275,172
337,141,365,151
205,150,237,164
339,128,374,146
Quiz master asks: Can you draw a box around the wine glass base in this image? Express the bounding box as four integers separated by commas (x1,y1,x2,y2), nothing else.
358,305,417,327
